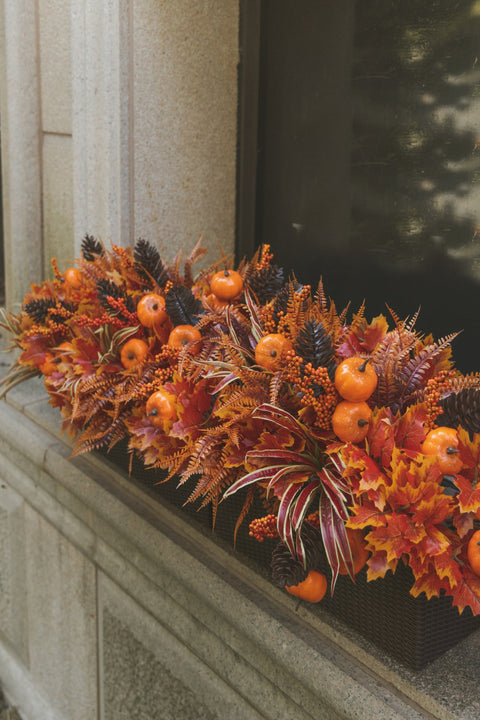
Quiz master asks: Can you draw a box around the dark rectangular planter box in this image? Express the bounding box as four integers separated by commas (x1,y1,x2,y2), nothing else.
102,444,480,670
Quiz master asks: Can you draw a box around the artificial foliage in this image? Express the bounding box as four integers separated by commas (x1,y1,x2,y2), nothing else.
3,237,480,613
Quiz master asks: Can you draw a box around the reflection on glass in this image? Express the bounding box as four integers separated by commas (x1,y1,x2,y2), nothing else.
256,0,480,370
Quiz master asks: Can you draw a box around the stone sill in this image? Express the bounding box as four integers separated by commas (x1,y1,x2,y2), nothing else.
0,359,479,719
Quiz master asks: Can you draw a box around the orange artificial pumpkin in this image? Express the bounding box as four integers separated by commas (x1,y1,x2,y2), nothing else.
422,426,462,475
167,325,202,353
64,267,83,290
467,530,480,576
137,293,168,329
331,400,371,443
146,389,177,428
210,269,244,300
204,292,229,312
338,527,369,576
255,333,293,371
120,338,149,369
286,570,327,603
334,356,378,402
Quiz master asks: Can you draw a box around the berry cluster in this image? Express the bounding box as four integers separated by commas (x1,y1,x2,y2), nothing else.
424,369,457,430
284,351,338,429
249,514,278,542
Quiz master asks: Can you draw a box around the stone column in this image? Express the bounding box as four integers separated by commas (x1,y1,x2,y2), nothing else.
0,0,43,309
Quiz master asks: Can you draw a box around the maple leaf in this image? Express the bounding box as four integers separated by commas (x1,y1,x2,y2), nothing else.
453,473,480,514
365,549,397,580
367,513,411,562
362,314,389,352
393,403,428,452
366,407,395,468
409,567,452,601
449,569,480,615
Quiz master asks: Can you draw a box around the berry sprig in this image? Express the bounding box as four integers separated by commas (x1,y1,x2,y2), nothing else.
424,369,457,430
284,350,338,429
249,514,279,542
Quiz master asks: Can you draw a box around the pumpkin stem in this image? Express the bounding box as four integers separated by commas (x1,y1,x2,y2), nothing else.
446,446,459,455
358,358,370,373
147,409,158,417
357,418,369,427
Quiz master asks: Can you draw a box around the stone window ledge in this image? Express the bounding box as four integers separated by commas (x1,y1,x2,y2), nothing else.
0,365,478,719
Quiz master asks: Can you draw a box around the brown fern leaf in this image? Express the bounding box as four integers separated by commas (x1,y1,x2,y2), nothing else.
182,237,207,287
396,333,459,410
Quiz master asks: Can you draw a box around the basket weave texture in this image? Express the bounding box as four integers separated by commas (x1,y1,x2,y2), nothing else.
105,446,480,670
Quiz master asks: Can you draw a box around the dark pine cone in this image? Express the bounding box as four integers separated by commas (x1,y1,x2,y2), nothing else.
133,238,168,288
438,388,480,435
245,264,285,304
271,522,323,588
81,234,103,261
23,298,57,324
295,320,337,380
165,284,204,327
96,279,135,314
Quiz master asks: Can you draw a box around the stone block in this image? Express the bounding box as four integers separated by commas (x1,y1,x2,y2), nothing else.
99,573,261,720
42,134,75,277
38,0,72,134
0,481,27,664
24,506,97,720
132,0,239,265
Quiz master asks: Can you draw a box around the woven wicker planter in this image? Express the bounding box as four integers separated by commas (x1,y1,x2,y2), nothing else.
105,445,480,670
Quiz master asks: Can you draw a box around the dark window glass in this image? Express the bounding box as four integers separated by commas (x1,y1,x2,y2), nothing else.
239,1,480,371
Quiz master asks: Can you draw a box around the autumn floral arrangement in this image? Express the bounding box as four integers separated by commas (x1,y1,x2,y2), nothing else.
2,235,480,613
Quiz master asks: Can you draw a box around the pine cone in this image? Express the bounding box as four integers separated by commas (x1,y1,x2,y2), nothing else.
81,234,103,261
438,388,480,435
271,522,323,588
295,320,337,379
23,298,57,324
245,264,285,304
96,279,135,314
133,238,168,288
165,285,204,326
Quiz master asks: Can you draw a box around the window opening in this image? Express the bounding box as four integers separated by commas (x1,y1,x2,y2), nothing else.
237,1,480,371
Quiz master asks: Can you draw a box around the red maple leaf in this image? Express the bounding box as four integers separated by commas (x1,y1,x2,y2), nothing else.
393,403,428,452
367,407,395,468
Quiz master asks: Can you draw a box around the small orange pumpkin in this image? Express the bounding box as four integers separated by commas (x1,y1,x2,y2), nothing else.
331,400,371,443
120,338,149,369
467,529,480,576
338,527,369,576
334,356,378,402
286,570,327,603
137,293,168,329
146,389,177,428
210,269,244,300
64,267,83,290
167,325,202,353
422,426,462,475
255,333,292,371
